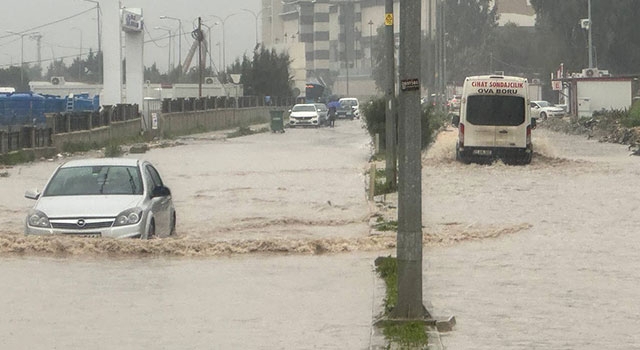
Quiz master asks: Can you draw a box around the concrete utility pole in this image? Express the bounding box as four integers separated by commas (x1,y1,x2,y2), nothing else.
587,0,593,68
392,0,429,320
384,0,397,189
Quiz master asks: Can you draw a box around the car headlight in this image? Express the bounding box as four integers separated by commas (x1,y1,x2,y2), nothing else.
113,208,143,226
27,210,50,228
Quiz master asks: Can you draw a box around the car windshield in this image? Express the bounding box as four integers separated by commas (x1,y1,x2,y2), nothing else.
537,101,551,107
340,100,357,106
43,165,144,196
292,105,316,112
466,95,525,126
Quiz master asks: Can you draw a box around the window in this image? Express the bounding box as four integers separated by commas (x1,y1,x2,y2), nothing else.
466,95,525,126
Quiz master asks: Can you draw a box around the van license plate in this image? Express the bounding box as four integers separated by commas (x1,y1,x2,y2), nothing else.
473,150,492,156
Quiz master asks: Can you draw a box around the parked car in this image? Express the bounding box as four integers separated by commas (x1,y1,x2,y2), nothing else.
314,103,329,126
288,103,323,128
530,100,566,120
24,158,176,239
338,97,360,118
449,94,462,111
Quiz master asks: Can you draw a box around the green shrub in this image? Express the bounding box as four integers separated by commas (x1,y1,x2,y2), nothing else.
622,100,640,128
362,97,447,151
104,143,123,157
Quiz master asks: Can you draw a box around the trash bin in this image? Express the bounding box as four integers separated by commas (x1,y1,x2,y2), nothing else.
269,110,285,133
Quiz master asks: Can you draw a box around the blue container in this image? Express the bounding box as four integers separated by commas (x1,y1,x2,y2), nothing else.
0,93,9,125
6,93,46,125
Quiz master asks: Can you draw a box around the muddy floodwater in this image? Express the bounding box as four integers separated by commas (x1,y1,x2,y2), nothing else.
2,120,640,349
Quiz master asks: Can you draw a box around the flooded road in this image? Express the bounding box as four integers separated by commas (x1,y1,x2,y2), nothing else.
2,120,640,349
421,127,640,349
0,253,380,350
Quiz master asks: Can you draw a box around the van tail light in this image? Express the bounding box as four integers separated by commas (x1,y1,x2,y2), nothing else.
458,123,464,147
526,125,532,145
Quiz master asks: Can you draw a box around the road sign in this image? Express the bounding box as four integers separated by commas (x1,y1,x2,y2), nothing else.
385,13,393,26
552,80,562,91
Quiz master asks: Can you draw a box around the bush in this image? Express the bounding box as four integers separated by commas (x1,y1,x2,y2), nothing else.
362,97,447,151
622,100,640,128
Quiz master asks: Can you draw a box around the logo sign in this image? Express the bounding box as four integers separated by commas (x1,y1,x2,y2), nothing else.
552,80,562,91
76,219,86,228
152,113,158,130
385,13,393,26
122,8,143,32
400,78,420,92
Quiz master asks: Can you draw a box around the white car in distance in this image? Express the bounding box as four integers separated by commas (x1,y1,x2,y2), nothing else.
530,100,566,120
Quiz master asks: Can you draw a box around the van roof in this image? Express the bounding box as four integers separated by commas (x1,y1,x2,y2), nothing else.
465,75,528,82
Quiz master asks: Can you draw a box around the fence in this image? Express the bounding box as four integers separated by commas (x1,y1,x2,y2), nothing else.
0,95,294,157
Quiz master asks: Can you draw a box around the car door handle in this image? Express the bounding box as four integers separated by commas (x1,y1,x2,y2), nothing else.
499,130,508,134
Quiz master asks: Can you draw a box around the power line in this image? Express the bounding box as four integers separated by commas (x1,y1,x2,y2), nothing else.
0,8,94,42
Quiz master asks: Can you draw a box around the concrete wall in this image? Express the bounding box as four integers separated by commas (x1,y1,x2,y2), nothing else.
51,107,271,151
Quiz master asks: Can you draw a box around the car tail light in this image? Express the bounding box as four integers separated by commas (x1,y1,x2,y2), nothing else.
458,123,464,147
526,125,532,145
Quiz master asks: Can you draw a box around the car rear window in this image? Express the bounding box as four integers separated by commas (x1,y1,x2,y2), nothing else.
466,95,525,126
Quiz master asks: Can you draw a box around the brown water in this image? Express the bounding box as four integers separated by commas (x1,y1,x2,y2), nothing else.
2,122,640,348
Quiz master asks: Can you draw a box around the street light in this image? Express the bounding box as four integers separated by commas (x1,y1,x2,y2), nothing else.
242,8,263,46
6,30,37,87
208,13,240,71
154,26,173,73
83,0,101,52
368,20,374,69
160,16,183,70
200,23,214,73
71,27,83,79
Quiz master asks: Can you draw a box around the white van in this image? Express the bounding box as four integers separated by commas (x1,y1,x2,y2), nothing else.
453,74,534,165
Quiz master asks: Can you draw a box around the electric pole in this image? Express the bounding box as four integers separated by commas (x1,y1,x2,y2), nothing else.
392,0,429,320
384,0,397,189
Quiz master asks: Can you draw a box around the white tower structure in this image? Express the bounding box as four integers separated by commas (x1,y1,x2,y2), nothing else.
99,1,145,107
122,7,144,107
100,0,122,105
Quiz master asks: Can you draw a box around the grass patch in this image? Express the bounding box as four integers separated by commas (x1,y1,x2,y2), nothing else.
372,167,397,196
375,256,429,349
0,150,36,165
103,143,123,157
382,322,429,348
374,218,398,232
226,125,269,138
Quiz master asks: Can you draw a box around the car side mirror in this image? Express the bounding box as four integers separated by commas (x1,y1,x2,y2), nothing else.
25,189,40,200
151,185,171,198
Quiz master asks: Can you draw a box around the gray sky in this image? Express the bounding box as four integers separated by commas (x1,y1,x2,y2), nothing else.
0,0,262,74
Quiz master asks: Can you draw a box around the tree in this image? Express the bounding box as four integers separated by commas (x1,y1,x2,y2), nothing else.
228,45,294,97
530,0,640,75
443,0,498,84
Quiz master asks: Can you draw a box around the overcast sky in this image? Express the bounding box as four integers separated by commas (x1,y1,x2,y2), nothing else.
0,0,262,74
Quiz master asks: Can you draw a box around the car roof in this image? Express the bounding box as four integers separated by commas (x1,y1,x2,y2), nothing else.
60,158,141,168
293,103,316,107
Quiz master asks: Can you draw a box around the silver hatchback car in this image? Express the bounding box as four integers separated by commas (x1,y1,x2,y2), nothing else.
24,158,176,239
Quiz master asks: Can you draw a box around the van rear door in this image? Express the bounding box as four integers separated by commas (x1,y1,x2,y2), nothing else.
465,94,527,148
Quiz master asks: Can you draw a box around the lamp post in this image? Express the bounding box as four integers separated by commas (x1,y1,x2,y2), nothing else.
242,8,263,47
368,20,374,69
201,23,214,73
160,16,183,70
6,31,36,87
72,27,83,79
83,0,101,52
83,0,101,83
208,13,240,71
154,27,172,73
